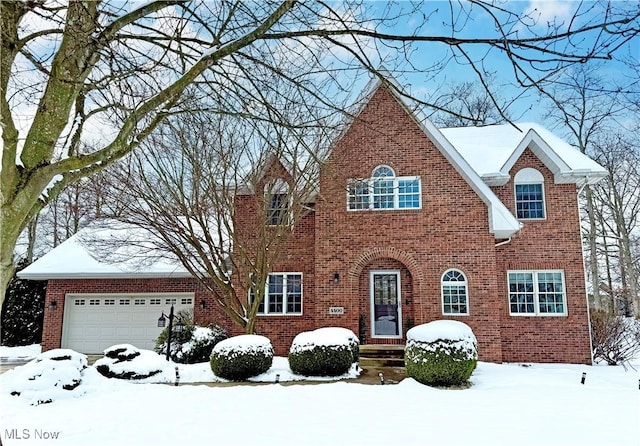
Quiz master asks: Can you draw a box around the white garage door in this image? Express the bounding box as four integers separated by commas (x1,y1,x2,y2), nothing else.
62,293,195,353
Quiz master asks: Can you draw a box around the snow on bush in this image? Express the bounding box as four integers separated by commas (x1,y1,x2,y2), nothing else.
210,335,273,381
156,324,229,364
94,344,168,380
405,320,478,387
0,349,87,405
312,327,360,362
288,328,357,377
590,311,640,365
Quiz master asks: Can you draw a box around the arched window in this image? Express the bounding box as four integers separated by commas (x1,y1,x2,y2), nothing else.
347,165,421,210
372,165,395,177
514,168,545,219
441,269,469,315
372,165,395,209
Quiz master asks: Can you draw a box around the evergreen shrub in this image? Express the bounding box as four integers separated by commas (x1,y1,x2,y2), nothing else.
405,320,477,387
210,335,273,381
288,328,357,376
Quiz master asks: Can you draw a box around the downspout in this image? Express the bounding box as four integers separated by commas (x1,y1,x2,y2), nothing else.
577,175,590,195
577,175,595,364
495,237,512,247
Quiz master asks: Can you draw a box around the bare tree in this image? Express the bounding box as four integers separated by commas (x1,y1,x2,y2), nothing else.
429,80,512,127
2,0,639,303
541,64,634,312
99,110,320,333
590,135,640,316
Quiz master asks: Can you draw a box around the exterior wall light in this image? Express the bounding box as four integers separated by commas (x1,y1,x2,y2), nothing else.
48,301,58,310
333,272,340,284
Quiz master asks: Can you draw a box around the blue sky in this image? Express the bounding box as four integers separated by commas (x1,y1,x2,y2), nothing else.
361,0,639,124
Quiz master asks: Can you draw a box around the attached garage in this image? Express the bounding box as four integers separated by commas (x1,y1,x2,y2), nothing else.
62,293,195,353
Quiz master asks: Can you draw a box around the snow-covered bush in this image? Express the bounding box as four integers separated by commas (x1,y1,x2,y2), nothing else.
405,320,477,387
1,349,87,405
591,310,640,365
288,328,355,376
313,327,360,362
95,344,166,380
155,323,229,364
210,335,273,381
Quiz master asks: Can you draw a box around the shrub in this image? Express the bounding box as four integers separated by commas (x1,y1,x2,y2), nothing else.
1,259,46,347
3,349,87,405
155,319,228,364
591,310,640,365
288,329,355,376
312,327,359,362
210,335,273,381
405,320,477,387
95,344,165,380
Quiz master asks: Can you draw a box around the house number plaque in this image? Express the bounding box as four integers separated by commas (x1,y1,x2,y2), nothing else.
328,307,345,315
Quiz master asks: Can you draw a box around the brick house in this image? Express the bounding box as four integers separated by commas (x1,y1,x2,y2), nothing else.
21,76,607,364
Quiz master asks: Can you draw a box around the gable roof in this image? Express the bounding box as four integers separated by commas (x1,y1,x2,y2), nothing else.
18,222,191,280
441,123,608,186
339,71,522,239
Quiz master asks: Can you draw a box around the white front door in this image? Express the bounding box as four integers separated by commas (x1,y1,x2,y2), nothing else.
370,270,402,339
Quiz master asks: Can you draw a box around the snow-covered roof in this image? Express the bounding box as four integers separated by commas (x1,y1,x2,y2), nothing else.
441,123,608,186
18,222,191,280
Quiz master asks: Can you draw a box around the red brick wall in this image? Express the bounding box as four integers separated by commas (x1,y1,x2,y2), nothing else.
313,87,503,362
493,149,592,363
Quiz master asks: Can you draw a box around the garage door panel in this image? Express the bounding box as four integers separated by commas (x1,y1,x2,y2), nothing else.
63,294,194,353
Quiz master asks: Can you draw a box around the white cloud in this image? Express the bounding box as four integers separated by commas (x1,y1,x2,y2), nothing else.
523,0,575,28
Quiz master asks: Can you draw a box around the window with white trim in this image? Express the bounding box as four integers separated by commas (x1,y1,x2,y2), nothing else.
348,165,421,211
249,273,303,315
508,270,566,316
514,168,545,219
441,269,469,315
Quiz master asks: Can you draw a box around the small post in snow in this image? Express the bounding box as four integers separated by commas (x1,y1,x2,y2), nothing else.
174,366,180,387
275,374,280,384
580,372,586,385
379,372,385,385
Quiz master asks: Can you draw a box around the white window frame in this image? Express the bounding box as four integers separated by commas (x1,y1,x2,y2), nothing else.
347,165,421,211
514,168,546,220
250,273,303,316
441,269,469,315
507,270,567,316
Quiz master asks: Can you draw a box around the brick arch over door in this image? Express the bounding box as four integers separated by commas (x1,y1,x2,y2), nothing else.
347,247,427,322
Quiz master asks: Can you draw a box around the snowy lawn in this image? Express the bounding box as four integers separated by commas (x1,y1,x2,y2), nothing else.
0,347,638,446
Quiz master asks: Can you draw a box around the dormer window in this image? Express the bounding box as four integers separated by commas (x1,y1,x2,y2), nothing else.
348,165,421,211
514,168,545,220
265,179,290,225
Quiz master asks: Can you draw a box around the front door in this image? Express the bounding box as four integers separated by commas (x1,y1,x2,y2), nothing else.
370,270,402,339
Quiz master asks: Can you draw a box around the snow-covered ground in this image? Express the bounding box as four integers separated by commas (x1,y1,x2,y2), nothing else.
1,345,638,446
0,344,41,362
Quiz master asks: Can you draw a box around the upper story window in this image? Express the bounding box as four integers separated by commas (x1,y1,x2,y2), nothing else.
514,168,545,219
508,270,566,316
348,165,421,211
265,179,290,225
441,269,469,315
249,273,303,315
